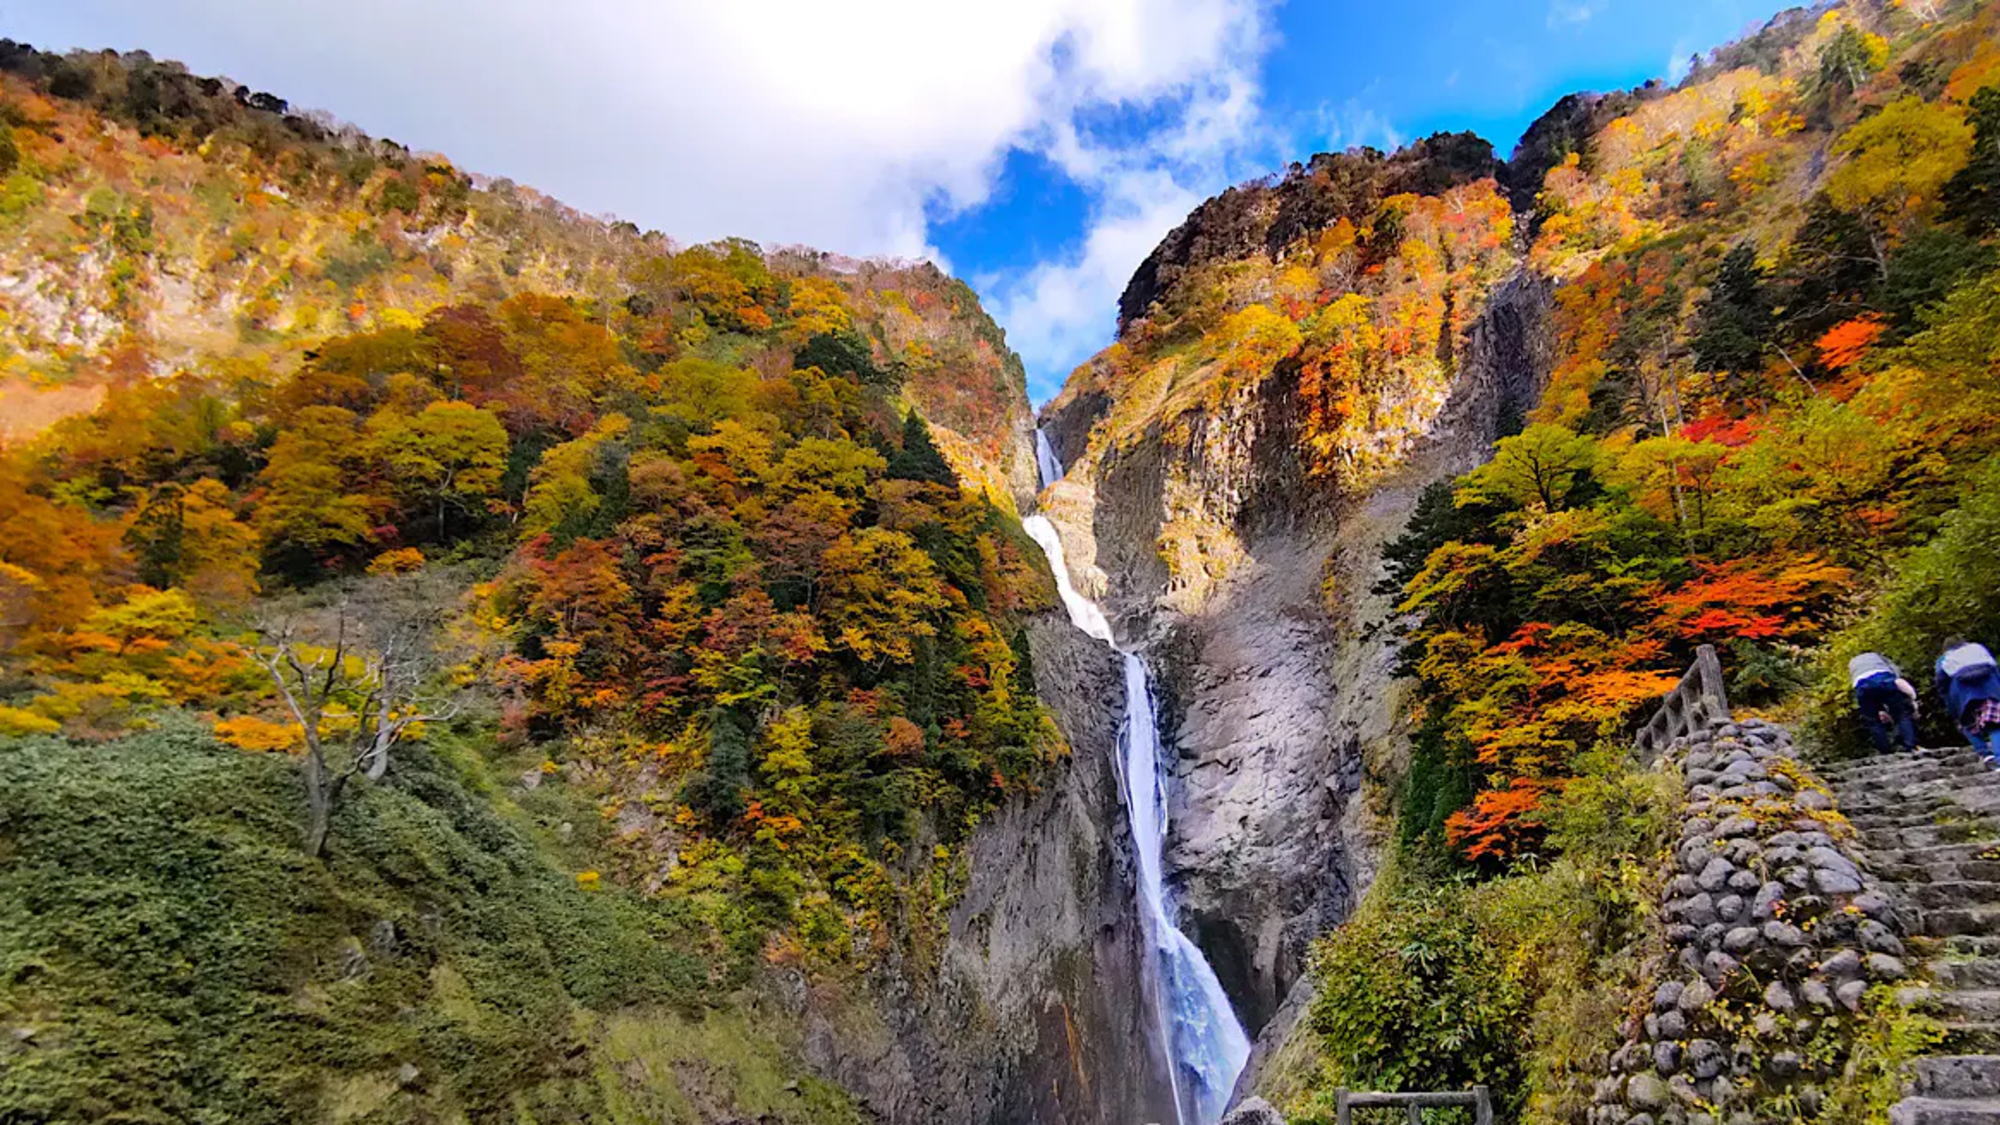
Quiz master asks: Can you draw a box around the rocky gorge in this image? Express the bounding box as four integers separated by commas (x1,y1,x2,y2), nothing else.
8,4,2000,1121
779,609,1183,1125
1036,248,1553,1086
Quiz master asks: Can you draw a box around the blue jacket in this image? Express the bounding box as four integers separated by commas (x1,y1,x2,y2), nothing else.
1936,644,2000,727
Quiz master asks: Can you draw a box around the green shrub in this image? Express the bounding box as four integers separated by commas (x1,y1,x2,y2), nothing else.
1296,870,1527,1124
1289,747,1676,1125
1468,861,1640,1125
1816,987,1946,1125
1544,744,1677,895
1492,747,1674,1122
0,718,766,1123
1809,456,2000,756
376,177,419,214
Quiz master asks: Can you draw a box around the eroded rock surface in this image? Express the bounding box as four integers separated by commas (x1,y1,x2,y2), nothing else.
1040,270,1551,1082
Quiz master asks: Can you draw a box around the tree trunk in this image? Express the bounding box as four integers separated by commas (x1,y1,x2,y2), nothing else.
302,747,348,859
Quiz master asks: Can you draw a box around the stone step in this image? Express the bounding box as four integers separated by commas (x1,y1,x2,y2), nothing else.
1826,745,1985,767
1854,811,1983,831
1872,825,2000,851
1856,812,2000,836
1832,764,1992,792
1912,884,2000,910
1809,746,2000,1125
1848,797,2000,818
1891,1095,2000,1124
1831,747,1989,769
1844,781,2000,815
1861,789,2000,812
1875,860,2000,887
1834,756,1990,782
1877,844,2000,870
1945,1023,2000,1055
1865,769,2000,793
1917,1057,2000,1100
1932,992,2000,1023
1925,903,2000,939
1826,747,1987,777
1938,963,2000,991
1839,768,1996,798
1949,937,2000,959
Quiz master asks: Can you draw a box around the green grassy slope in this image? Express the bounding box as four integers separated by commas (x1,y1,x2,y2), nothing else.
0,717,862,1124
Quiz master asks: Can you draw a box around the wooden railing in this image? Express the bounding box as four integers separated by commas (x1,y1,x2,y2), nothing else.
1334,1086,1494,1124
1635,643,1732,759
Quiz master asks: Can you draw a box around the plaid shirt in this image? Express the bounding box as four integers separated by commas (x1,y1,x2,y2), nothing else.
1974,698,2000,735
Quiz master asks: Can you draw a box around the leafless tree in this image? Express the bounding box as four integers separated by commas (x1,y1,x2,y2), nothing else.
251,575,463,858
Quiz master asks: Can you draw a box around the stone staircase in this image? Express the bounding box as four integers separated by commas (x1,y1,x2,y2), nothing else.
1821,746,2000,1124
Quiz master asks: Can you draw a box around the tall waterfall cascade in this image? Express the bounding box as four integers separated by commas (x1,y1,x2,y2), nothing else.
1034,429,1066,490
1022,434,1249,1125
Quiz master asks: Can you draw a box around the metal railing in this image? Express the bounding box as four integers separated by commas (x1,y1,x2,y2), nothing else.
1634,643,1732,759
1334,1086,1494,1124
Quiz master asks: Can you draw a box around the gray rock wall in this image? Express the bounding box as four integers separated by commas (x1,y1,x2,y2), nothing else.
1035,269,1551,1071
1593,720,1908,1125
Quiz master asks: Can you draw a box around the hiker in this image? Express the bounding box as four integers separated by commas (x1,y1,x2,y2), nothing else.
1850,652,1920,754
1935,639,2000,761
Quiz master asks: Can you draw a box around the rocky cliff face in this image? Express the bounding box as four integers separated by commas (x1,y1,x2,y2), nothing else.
1042,232,1550,1084
783,610,1179,1125
1117,133,1504,334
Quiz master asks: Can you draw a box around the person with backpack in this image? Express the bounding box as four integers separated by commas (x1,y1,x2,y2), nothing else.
1935,639,2000,761
1850,652,1920,754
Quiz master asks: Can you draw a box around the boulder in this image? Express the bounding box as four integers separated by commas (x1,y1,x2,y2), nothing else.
1220,1097,1286,1125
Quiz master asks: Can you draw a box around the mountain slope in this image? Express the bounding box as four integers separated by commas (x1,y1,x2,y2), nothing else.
1035,0,2000,1115
0,41,1037,504
0,44,1176,1125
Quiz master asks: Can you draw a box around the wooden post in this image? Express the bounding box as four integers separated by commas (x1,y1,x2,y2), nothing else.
1636,646,1734,760
1473,1085,1493,1125
1336,1088,1352,1125
1694,643,1729,725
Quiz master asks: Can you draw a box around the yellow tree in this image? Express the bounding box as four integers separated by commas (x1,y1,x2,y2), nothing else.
1828,96,1974,258
254,406,379,575
367,399,509,539
818,528,948,665
520,414,631,541
1455,424,1599,512
1214,304,1304,381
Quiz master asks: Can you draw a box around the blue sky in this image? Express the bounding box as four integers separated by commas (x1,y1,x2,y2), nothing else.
12,0,1784,402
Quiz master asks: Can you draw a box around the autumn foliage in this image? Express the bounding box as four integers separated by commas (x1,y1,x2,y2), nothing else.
1385,1,2000,865
0,43,1070,958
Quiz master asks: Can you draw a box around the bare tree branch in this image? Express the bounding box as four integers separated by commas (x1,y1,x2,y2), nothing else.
246,571,466,858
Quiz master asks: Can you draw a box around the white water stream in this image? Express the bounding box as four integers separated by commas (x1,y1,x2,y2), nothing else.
1023,433,1249,1125
1034,428,1066,492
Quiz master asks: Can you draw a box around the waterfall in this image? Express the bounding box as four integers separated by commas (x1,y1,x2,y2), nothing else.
1035,429,1065,488
1023,436,1250,1125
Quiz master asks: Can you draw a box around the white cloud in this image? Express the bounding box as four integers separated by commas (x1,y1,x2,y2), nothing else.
1312,94,1404,154
1547,0,1606,28
987,171,1210,397
986,4,1279,399
14,0,1276,398
1667,39,1701,82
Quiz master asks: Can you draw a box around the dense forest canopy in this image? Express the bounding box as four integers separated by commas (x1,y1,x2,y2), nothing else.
0,43,1067,1116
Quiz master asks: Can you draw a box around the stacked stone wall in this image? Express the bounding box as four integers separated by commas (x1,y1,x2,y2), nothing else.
1591,718,1909,1125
